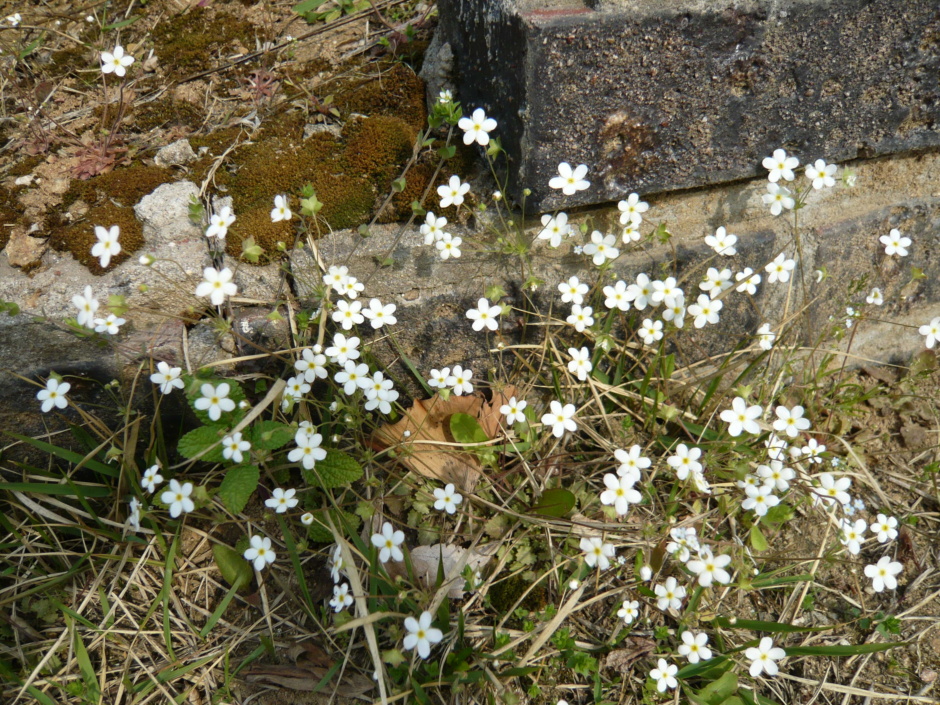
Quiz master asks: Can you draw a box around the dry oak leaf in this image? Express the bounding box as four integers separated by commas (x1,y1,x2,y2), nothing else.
409,542,499,598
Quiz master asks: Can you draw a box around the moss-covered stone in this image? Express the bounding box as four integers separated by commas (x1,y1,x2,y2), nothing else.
7,156,45,179
488,574,547,628
49,202,143,275
224,206,295,263
134,98,204,133
62,164,174,210
334,61,427,131
0,185,20,252
344,115,415,185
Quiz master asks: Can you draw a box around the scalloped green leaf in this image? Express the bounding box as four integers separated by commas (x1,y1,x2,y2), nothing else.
527,488,575,517
450,413,488,446
218,465,260,514
302,450,362,489
177,424,228,463
250,420,294,451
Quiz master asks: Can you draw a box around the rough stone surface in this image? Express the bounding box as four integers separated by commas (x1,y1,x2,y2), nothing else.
437,0,940,210
5,226,48,269
153,138,197,168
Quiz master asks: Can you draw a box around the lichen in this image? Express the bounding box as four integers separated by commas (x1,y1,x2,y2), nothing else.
49,202,143,275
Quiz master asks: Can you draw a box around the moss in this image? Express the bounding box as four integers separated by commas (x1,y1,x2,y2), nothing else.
344,115,415,185
224,207,295,263
488,575,547,627
134,99,204,133
49,202,144,275
334,61,427,131
62,164,174,210
7,156,45,178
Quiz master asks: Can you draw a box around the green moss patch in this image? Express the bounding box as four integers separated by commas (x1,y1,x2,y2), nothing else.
334,62,427,132
134,99,205,133
62,164,174,210
49,202,143,275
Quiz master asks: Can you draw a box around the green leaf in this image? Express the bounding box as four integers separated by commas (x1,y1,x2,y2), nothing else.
749,524,768,552
293,0,329,14
527,488,576,517
450,413,488,446
187,379,245,426
762,503,794,525
783,642,905,656
177,425,227,463
437,145,456,159
695,671,737,705
302,450,362,489
212,544,252,588
218,465,260,514
711,616,831,634
304,508,361,542
392,177,406,192
250,421,294,451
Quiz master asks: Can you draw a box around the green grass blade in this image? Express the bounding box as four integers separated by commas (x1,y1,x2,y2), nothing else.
0,482,111,497
5,433,119,477
784,642,905,656
712,616,831,633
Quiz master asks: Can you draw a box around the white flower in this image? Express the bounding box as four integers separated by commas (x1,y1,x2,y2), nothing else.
433,483,463,514
458,107,497,146
566,303,594,332
567,346,592,381
363,371,398,414
640,565,653,581
765,433,789,462
666,526,700,563
91,225,121,268
332,299,364,330
735,267,761,295
650,276,679,305
678,631,712,663
541,400,577,437
866,287,883,306
161,479,194,518
196,267,238,306
335,360,370,395
603,280,630,311
621,222,641,243
537,212,572,247
403,611,444,659
654,576,686,611
438,175,470,209
615,445,650,482
325,334,360,365
205,206,236,240
427,367,451,389
73,285,100,328
639,318,664,345
295,347,328,382
805,159,837,189
127,497,141,532
194,383,235,421
559,276,589,305
762,148,799,182
270,194,292,222
865,556,903,592
549,162,590,195
666,443,702,480
742,483,780,517
756,460,795,492
880,228,911,257
6,13,22,27
244,535,276,572
222,432,251,463
437,89,452,104
765,253,796,283
920,317,940,349
617,599,640,624
870,514,898,543
618,192,648,225
627,273,654,310
93,313,125,335
330,582,354,612
301,512,314,526
150,361,183,394
661,293,686,329
328,544,345,583
840,518,867,555
420,212,448,244
700,267,733,298
37,378,70,413
436,232,462,259
772,405,811,438
757,323,776,350
720,396,763,436
580,536,615,570
649,659,678,692
100,45,134,77
371,521,405,563
686,548,733,586
763,183,795,215
599,473,641,515
812,472,852,508
688,293,722,328
446,365,473,396
265,487,299,514
500,396,527,425
324,265,350,295
142,465,164,493
466,297,500,332
746,637,786,677
796,438,826,463
705,226,738,256
582,230,619,266
362,298,397,329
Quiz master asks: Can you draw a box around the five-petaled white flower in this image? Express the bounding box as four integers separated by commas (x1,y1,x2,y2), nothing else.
603,280,630,311
91,225,121,268
720,397,763,436
266,487,298,514
757,323,776,350
427,367,450,389
222,432,251,463
335,360,370,395
920,317,940,349
639,318,663,345
666,526,700,563
244,534,276,571
371,521,405,563
196,267,238,306
580,536,615,570
618,192,648,225
205,206,236,240
654,576,686,611
288,430,327,469
295,346,328,382
436,233,463,259
805,159,837,189
567,346,592,381
93,313,125,335
763,183,795,215
500,396,528,426
270,194,292,222
537,212,572,247
542,400,577,437
332,299,364,330
37,378,70,413
742,483,780,517
325,334,360,365
150,361,184,394
649,658,678,692
566,303,594,332
73,285,100,328
330,582,354,612
667,443,702,480
363,371,398,414
420,212,448,244
870,513,898,543
194,382,236,421
433,483,463,514
559,276,589,305
615,445,650,482
880,228,911,257
686,548,733,586
812,472,852,508
735,267,761,295
772,405,810,438
866,287,883,306
678,631,712,663
458,107,498,146
599,473,641,516
438,175,470,209
324,265,350,295
142,464,164,493
763,148,799,182
627,273,654,310
403,611,444,659
688,293,722,329
362,298,397,329
746,637,786,677
446,365,474,396
864,556,903,592
765,253,796,283
466,297,500,332
705,226,738,256
617,599,640,624
548,162,590,195
161,479,194,518
839,518,867,555
582,230,619,266
100,45,134,77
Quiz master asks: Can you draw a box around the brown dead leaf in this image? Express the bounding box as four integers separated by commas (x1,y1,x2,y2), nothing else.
603,637,656,672
244,640,374,700
409,543,499,598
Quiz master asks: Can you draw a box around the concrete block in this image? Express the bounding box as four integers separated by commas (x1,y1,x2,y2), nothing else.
437,0,940,210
